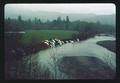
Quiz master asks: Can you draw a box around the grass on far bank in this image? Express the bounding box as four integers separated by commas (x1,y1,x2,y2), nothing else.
20,30,79,44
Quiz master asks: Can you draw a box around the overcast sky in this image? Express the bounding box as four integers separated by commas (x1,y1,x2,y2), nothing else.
5,3,115,15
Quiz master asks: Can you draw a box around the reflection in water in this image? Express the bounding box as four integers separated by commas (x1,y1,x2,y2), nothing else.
57,56,115,79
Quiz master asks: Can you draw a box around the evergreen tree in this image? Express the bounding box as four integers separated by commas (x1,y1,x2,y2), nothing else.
66,16,70,30
18,15,23,23
57,16,62,23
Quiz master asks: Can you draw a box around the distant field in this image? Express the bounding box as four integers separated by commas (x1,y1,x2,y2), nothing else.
20,30,79,44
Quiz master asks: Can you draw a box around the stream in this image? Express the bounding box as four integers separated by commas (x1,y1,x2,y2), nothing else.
20,35,116,79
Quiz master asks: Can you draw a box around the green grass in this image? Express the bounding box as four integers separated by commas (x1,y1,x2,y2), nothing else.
20,30,79,44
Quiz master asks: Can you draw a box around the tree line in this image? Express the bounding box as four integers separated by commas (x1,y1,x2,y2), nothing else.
5,16,70,31
5,15,115,34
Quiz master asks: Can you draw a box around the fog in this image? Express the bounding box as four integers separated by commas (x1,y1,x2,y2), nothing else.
5,3,115,15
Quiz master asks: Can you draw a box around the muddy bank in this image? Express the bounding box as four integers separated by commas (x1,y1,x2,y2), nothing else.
97,40,116,53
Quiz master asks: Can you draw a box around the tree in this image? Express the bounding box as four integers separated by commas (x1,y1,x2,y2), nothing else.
71,20,80,30
17,15,24,27
18,15,23,23
66,16,70,30
38,18,42,24
96,21,101,25
46,19,50,24
34,17,38,24
57,16,62,23
28,18,32,24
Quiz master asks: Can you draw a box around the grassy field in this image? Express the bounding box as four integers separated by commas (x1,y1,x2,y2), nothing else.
20,30,79,44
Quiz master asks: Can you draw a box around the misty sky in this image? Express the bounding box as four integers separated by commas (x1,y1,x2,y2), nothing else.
5,3,115,15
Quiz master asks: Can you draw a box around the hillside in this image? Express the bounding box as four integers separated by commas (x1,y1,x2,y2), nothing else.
5,7,115,26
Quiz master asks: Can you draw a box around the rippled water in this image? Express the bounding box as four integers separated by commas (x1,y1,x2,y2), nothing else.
23,35,116,79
